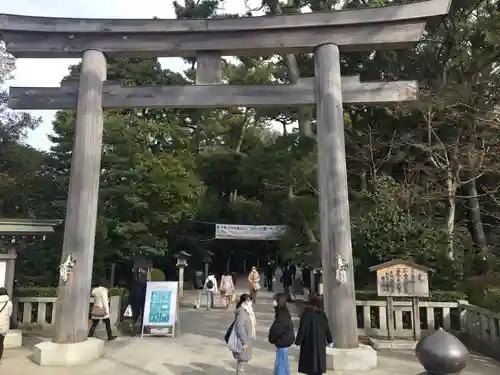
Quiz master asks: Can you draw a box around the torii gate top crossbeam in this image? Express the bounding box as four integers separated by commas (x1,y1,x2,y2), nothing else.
0,0,451,58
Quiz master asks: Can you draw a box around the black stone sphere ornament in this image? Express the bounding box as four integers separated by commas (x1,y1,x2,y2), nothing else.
415,328,469,375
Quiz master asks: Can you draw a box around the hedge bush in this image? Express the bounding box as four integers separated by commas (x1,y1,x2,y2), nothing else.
464,275,500,312
483,287,500,311
15,287,127,298
149,268,165,282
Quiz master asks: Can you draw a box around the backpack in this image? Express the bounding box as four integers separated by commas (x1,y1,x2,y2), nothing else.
206,279,214,289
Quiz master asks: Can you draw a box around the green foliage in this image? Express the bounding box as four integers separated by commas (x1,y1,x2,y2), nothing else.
149,268,166,282
45,57,206,264
0,43,45,218
353,176,447,261
483,288,500,312
465,275,500,312
351,176,469,288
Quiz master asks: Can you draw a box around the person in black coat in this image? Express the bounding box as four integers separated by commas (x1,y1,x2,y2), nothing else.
268,293,295,375
193,269,205,309
282,266,293,299
127,270,147,333
295,295,333,375
265,261,275,291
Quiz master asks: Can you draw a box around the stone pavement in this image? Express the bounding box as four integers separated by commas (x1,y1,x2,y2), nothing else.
1,290,500,375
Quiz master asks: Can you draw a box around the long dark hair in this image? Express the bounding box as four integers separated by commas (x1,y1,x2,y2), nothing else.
236,293,251,309
307,294,324,310
274,293,291,321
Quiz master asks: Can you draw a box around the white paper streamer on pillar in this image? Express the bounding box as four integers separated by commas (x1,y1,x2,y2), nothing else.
335,254,348,284
59,253,76,282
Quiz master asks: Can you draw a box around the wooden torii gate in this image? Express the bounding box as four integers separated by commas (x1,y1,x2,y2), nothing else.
1,0,451,367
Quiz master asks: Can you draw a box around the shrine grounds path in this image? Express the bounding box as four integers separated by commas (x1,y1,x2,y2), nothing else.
2,290,500,375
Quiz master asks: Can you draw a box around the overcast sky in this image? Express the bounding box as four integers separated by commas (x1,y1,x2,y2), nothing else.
2,0,258,151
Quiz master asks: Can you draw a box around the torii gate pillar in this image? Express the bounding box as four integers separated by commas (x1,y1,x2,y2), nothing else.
33,50,108,366
315,43,359,349
315,43,377,370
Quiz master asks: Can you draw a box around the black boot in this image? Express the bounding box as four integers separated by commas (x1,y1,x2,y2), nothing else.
104,318,117,341
88,324,97,338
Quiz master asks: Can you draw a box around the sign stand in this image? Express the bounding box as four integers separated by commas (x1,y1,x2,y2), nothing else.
369,259,435,341
140,281,180,338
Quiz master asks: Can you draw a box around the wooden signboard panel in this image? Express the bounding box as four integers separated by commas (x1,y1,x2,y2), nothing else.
372,260,431,298
370,259,434,341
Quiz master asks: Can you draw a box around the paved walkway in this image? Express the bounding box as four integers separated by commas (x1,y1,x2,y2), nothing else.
1,291,500,374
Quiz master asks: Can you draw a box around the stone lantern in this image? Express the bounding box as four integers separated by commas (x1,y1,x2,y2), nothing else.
174,251,191,297
133,246,158,281
0,218,62,349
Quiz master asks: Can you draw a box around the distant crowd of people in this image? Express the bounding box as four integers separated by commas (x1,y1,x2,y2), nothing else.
190,261,318,312
264,262,316,301
192,266,261,310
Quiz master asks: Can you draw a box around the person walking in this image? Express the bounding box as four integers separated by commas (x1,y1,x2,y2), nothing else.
220,272,235,309
301,266,312,300
248,266,261,304
282,265,293,301
295,295,333,375
288,264,297,300
204,273,218,311
128,270,147,333
232,294,256,375
88,282,117,341
265,261,275,291
274,266,284,293
0,287,13,362
269,293,295,375
193,269,205,309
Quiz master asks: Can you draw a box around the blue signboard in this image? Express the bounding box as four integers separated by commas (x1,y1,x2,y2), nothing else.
148,290,172,324
143,281,178,327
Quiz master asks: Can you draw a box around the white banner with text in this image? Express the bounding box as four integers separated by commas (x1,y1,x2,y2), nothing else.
215,224,287,240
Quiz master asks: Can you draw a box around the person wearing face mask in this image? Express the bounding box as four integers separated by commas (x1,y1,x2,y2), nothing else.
232,294,256,375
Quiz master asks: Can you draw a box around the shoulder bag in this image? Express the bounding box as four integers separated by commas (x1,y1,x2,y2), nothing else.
0,301,8,314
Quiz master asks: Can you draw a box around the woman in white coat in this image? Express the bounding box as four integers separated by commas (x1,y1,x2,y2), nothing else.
0,287,13,361
88,283,116,341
